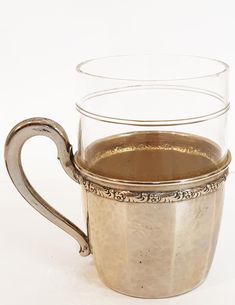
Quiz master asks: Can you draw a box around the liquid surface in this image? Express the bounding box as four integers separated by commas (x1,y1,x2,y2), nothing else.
79,132,224,182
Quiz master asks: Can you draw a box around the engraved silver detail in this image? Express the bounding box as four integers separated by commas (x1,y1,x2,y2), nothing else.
78,173,227,203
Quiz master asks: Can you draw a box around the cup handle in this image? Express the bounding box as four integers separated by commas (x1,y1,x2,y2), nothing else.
5,117,90,257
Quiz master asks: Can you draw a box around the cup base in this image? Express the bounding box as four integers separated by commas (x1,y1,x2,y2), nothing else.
101,274,208,299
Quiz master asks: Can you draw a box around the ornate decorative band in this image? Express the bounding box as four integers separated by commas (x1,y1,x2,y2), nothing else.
78,172,228,204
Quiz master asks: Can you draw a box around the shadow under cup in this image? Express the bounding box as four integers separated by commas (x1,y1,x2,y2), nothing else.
5,54,231,298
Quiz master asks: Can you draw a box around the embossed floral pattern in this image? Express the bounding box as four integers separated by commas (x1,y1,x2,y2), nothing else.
77,172,228,204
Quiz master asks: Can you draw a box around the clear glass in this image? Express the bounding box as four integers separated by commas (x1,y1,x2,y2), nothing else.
76,54,229,182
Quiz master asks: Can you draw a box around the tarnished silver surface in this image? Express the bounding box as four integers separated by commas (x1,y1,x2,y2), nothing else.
4,117,231,298
4,118,90,256
84,183,225,298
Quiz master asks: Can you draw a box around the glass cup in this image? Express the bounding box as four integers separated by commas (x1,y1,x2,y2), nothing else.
5,54,231,298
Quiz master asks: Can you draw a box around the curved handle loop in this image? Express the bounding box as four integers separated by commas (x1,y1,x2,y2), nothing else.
5,118,90,256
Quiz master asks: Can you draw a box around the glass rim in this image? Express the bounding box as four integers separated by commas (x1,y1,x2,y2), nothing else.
76,54,229,126
76,53,229,82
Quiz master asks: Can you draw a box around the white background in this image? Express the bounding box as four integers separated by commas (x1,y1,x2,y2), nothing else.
0,1,235,304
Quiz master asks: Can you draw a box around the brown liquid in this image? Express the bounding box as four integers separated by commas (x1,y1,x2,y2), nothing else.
79,132,224,182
